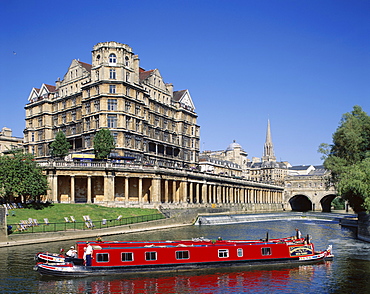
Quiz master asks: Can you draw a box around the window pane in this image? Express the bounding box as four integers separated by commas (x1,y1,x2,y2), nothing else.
96,253,109,262
145,251,157,261
121,252,133,261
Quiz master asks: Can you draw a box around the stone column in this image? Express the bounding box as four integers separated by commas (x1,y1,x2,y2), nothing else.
217,186,221,203
189,182,194,203
52,174,58,203
70,175,75,203
151,177,161,203
104,174,115,202
202,183,207,204
181,180,188,203
164,179,169,203
87,176,92,203
196,183,200,203
172,181,177,202
125,177,129,202
138,177,143,203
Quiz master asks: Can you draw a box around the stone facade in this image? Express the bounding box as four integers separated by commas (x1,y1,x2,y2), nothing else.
24,41,200,168
0,127,23,155
284,165,337,211
199,141,248,177
41,160,283,208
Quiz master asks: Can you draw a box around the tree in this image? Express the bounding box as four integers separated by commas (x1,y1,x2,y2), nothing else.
319,105,370,212
0,150,49,202
50,131,71,158
93,129,115,159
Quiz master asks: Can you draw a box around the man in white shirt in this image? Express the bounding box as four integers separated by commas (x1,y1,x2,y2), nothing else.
84,242,93,266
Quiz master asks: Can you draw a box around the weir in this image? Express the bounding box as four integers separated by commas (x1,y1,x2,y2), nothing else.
195,212,357,225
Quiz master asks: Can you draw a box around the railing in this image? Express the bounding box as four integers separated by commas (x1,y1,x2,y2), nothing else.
8,213,164,235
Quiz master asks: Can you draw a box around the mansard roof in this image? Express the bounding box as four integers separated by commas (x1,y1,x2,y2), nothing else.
248,161,288,169
289,165,314,171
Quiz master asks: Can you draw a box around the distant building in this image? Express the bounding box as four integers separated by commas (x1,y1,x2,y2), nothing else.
199,140,248,177
0,127,23,154
23,41,200,168
199,120,290,185
247,120,290,186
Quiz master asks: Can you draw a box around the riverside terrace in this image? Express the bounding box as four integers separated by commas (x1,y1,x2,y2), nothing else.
39,160,284,209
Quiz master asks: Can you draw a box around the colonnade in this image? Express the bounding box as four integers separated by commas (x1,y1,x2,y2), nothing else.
45,165,283,206
48,174,283,204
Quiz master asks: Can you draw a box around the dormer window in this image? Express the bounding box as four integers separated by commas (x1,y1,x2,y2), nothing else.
109,53,117,65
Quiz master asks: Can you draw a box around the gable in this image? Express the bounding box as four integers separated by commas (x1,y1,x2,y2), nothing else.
39,84,55,96
139,68,168,93
28,88,40,102
174,90,195,111
62,59,91,83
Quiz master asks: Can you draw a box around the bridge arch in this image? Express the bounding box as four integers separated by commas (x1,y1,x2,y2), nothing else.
288,194,312,212
320,194,337,212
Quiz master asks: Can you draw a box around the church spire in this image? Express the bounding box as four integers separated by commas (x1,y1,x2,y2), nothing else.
262,119,276,162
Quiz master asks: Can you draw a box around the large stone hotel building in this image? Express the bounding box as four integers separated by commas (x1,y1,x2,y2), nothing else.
24,41,200,168
21,41,283,208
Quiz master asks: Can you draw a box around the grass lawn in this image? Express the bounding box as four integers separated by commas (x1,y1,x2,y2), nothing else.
6,203,164,233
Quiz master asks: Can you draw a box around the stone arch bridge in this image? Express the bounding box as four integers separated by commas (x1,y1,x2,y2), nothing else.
284,175,337,212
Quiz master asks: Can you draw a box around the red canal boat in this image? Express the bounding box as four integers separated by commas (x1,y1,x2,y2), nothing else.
34,236,333,277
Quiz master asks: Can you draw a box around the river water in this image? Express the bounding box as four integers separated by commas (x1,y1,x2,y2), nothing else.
0,217,369,293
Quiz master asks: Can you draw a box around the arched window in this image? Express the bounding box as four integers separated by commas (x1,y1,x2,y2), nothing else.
125,56,129,66
109,53,117,64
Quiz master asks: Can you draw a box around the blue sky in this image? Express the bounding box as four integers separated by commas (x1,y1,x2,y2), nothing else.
1,0,369,166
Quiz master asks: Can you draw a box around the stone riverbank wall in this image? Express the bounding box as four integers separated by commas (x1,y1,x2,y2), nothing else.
357,212,370,242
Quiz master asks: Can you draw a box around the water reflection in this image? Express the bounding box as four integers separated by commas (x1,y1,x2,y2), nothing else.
37,263,333,294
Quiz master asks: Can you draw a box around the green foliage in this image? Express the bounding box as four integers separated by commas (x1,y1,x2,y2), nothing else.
50,131,71,158
93,129,115,159
337,158,370,211
0,151,49,201
320,106,370,212
331,196,345,210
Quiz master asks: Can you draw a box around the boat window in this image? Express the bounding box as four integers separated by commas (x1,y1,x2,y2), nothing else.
237,248,243,257
262,247,272,256
176,250,190,260
96,253,109,262
121,252,134,262
218,249,229,258
145,251,157,261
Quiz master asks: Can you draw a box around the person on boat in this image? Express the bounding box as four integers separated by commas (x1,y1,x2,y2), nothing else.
66,246,78,258
84,242,93,266
295,228,302,239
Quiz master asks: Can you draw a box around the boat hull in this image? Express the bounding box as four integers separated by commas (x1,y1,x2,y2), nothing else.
35,251,330,277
